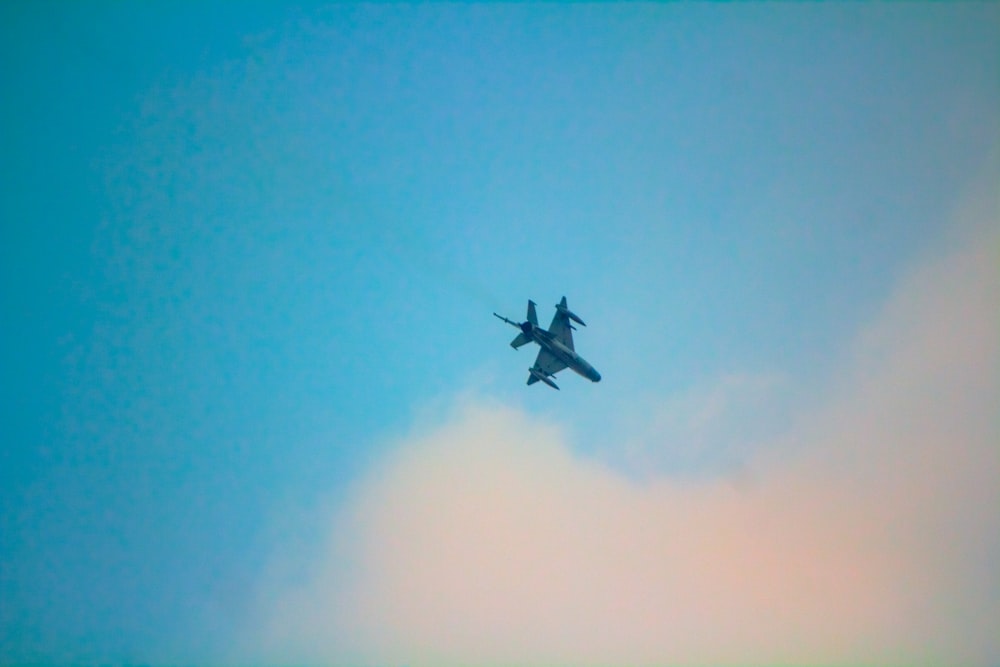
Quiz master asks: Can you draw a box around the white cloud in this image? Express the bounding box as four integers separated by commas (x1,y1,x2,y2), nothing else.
615,372,790,479
252,194,999,666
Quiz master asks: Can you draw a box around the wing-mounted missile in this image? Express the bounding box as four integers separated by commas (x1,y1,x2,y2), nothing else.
528,366,560,390
555,297,586,327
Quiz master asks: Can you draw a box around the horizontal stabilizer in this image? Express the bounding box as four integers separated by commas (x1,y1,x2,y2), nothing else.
510,333,531,349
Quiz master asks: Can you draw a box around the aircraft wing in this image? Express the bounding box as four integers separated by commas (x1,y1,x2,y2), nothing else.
547,308,575,351
527,348,568,385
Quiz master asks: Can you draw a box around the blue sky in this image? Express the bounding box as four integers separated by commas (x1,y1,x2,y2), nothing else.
2,4,998,665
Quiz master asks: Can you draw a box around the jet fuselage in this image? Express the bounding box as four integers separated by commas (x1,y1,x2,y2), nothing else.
521,321,601,383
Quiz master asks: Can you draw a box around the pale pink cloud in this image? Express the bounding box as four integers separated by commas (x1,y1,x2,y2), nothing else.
257,199,999,666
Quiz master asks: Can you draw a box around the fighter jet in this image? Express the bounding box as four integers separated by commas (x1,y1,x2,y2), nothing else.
493,296,601,390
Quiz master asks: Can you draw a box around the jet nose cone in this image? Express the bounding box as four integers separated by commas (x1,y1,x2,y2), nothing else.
592,370,602,382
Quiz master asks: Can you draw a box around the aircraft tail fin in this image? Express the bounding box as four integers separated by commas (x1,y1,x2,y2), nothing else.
510,333,531,349
527,300,538,326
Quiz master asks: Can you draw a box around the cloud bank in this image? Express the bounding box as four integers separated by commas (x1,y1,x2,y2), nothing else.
255,197,998,666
